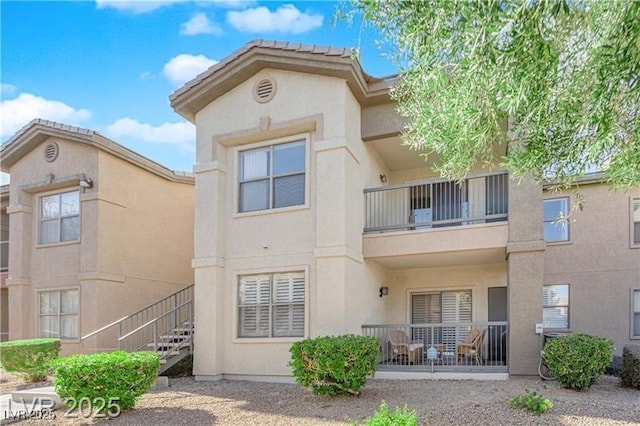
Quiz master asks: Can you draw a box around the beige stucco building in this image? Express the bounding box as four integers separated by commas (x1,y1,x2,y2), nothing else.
170,40,640,381
0,120,195,355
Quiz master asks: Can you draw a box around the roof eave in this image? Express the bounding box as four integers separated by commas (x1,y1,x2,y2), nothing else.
170,48,393,123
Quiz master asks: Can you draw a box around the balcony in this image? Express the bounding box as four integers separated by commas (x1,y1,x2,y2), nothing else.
363,173,509,267
362,322,508,373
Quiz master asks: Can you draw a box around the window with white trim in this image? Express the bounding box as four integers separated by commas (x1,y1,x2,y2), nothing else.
39,190,80,244
632,199,640,246
39,289,79,339
238,272,305,338
543,197,569,242
238,140,305,213
543,284,569,329
633,290,640,338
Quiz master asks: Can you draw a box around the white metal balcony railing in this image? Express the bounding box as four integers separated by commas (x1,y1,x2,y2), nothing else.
0,240,7,271
364,172,508,233
362,322,508,371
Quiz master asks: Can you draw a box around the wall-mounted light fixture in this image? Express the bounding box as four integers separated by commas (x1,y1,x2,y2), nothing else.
79,178,93,189
379,286,389,298
379,174,388,183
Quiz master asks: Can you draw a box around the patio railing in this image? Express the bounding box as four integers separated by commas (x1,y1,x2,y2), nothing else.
364,172,508,233
362,322,508,371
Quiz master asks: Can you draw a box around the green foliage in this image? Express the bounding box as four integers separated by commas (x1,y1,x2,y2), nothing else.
509,389,553,415
289,334,379,396
346,0,640,190
0,338,61,382
620,344,640,389
542,333,613,390
51,351,160,411
359,402,417,426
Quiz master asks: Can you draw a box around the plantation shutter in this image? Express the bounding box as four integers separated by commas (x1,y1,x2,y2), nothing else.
272,272,305,337
411,293,442,323
633,200,640,245
238,274,270,337
543,285,569,329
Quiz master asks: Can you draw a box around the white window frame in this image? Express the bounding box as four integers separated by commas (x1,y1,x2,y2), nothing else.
38,189,80,245
631,198,640,248
543,197,570,243
543,284,570,330
38,288,80,340
632,289,640,339
235,135,310,216
236,270,306,339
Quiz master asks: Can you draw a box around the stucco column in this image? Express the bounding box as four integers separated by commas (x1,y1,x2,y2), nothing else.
192,159,226,380
6,202,33,339
507,176,545,375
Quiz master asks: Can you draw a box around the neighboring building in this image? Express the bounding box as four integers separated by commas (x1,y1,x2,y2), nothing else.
170,40,640,381
1,184,9,341
0,120,195,355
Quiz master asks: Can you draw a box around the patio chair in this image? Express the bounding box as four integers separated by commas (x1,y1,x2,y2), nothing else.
455,328,486,365
388,330,424,365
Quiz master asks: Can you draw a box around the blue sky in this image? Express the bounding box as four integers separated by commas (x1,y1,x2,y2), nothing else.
1,0,397,183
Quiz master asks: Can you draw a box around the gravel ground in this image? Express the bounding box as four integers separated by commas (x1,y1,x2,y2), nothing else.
3,372,639,425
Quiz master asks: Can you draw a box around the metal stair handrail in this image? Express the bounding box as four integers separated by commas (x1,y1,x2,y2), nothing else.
81,283,194,348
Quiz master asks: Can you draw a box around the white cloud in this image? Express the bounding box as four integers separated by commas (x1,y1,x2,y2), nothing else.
180,12,222,36
227,4,323,34
200,0,256,8
95,0,185,14
106,118,195,147
1,93,91,139
140,71,154,80
163,54,218,86
0,83,17,97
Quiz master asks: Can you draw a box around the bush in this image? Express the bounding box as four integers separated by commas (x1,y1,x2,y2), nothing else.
542,333,613,390
0,338,61,382
289,334,379,396
51,351,159,411
509,389,553,415
360,402,417,426
605,355,623,377
621,344,640,389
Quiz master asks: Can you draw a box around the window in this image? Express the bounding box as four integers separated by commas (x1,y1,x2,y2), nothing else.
632,199,640,246
40,190,80,244
238,272,305,338
238,140,305,213
543,197,569,242
543,284,569,329
39,289,79,339
633,290,640,338
411,290,472,346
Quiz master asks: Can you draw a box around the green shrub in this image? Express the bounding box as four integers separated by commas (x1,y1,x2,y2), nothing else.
0,338,61,382
621,344,640,389
542,333,613,390
289,334,379,396
359,401,417,426
51,351,159,411
509,389,553,415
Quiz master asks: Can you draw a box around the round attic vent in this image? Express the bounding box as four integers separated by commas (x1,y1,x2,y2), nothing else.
44,142,59,162
254,78,276,103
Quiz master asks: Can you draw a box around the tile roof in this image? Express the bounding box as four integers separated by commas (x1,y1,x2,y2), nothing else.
171,39,359,101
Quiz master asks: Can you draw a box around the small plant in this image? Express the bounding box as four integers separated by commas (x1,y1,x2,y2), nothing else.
620,344,640,389
0,338,61,382
289,334,379,396
509,389,553,415
51,350,159,411
359,401,417,426
542,333,613,390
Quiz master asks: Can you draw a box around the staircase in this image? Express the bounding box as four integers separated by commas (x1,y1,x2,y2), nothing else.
80,284,194,374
